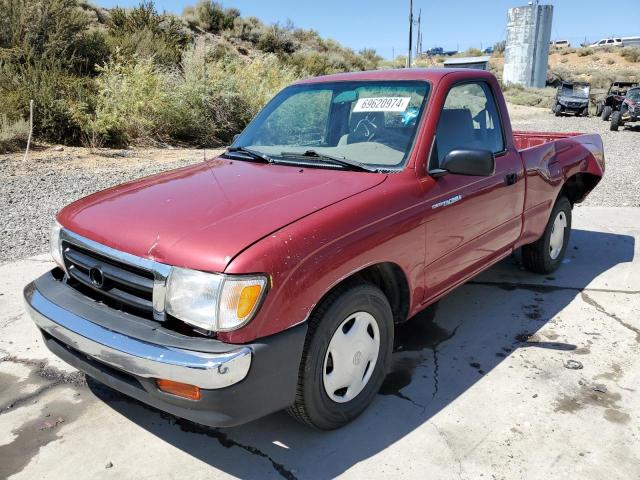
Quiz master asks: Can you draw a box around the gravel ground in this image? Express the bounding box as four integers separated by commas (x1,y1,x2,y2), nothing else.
0,105,637,264
0,147,217,264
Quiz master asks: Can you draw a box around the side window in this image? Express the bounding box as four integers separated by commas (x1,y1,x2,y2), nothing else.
432,82,504,167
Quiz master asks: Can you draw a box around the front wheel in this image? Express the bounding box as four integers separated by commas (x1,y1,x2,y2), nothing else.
601,105,612,121
610,110,622,131
287,283,393,429
553,104,562,116
522,196,572,274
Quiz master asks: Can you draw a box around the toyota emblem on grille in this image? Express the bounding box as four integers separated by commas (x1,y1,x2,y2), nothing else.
89,267,105,288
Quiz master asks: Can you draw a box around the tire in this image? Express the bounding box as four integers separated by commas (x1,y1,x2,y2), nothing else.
595,103,603,116
610,111,622,131
287,282,394,430
522,196,572,274
580,107,589,117
553,104,562,116
601,105,612,121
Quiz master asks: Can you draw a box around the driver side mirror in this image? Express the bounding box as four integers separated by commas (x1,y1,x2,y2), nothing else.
429,149,495,178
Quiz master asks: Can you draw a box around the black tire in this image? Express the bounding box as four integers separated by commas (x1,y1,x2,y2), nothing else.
610,111,622,131
287,282,394,430
601,105,612,121
580,107,589,117
522,196,572,274
553,104,562,116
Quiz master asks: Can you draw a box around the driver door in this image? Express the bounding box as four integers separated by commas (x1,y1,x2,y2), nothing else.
422,81,525,301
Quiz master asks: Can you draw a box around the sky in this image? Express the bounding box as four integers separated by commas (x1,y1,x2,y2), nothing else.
95,0,640,59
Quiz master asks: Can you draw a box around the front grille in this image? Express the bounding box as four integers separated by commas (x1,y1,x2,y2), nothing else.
62,241,155,318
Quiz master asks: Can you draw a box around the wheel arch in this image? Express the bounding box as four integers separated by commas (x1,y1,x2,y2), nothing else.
561,172,602,205
314,262,411,325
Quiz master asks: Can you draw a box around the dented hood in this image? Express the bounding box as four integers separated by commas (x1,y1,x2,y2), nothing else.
58,158,386,272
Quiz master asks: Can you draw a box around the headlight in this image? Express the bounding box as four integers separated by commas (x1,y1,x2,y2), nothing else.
50,220,65,271
165,268,268,332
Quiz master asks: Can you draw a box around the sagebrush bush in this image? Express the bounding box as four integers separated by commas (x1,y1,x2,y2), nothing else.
577,48,594,57
621,47,640,63
502,84,556,108
83,44,298,147
183,1,239,33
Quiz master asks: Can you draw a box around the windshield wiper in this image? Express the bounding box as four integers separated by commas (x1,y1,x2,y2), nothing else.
280,150,379,173
225,146,274,164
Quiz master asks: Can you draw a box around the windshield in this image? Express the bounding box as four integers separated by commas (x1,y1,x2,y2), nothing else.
560,84,589,98
230,81,430,170
628,89,640,102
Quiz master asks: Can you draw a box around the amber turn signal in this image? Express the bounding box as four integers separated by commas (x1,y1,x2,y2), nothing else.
156,379,201,400
236,284,263,319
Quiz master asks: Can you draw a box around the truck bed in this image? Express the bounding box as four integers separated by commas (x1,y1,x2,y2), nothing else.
513,130,584,150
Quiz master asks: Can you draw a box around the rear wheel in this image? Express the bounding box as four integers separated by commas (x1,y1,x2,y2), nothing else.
601,105,612,121
610,111,622,131
287,283,393,429
522,196,572,274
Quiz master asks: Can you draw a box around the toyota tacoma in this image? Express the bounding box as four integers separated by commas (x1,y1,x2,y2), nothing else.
25,69,604,430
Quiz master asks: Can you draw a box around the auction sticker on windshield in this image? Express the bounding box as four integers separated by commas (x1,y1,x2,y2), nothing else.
353,97,411,112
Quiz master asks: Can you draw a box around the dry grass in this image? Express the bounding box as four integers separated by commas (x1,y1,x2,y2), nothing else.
0,116,29,154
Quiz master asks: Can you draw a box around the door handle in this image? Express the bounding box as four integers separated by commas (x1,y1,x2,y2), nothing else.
504,173,517,186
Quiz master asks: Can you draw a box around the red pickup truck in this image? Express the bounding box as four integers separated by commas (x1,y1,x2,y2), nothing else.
25,69,604,430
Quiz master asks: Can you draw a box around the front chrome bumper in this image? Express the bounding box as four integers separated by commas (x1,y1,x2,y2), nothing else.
25,284,252,390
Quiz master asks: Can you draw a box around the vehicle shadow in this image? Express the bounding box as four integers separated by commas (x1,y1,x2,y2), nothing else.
89,228,635,479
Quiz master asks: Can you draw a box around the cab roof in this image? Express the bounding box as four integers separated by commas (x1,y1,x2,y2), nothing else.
294,68,496,85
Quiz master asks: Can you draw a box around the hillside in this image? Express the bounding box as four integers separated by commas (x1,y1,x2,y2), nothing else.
0,0,383,152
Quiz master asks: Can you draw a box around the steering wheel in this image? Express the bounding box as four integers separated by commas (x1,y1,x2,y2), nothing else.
352,114,379,142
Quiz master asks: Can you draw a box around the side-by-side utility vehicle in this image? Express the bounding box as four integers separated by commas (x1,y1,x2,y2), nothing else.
596,81,640,120
25,69,604,430
610,86,640,131
552,81,590,117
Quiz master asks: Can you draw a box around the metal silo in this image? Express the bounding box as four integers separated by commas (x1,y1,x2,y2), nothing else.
503,3,553,88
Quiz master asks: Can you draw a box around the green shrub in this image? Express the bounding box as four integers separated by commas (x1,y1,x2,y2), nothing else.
0,115,29,153
0,0,108,75
0,59,94,144
592,55,600,61
606,58,615,65
107,2,192,66
577,48,594,57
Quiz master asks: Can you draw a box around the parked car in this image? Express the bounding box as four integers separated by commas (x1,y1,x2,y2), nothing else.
24,69,605,430
550,39,571,49
611,86,640,131
589,38,623,48
552,81,590,116
596,81,640,120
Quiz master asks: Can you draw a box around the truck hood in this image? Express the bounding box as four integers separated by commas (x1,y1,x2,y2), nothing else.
58,157,386,272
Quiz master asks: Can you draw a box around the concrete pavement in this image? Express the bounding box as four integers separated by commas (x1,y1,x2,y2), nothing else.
1,207,638,479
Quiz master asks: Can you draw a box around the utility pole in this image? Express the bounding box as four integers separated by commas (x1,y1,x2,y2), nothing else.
416,9,422,58
407,0,413,68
